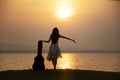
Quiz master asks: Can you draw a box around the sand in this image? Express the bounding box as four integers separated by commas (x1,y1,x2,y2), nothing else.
0,69,120,80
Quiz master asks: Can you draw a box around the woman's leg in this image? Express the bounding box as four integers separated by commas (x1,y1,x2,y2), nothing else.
52,59,57,70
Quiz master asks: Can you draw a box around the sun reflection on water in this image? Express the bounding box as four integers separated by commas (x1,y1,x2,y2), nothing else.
58,53,76,69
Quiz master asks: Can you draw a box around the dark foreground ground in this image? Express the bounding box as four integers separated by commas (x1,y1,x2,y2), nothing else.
0,69,120,80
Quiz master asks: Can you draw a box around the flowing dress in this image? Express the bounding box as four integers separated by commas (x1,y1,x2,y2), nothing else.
47,43,62,61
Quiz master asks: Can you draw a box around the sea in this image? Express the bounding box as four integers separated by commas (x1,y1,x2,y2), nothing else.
0,53,120,72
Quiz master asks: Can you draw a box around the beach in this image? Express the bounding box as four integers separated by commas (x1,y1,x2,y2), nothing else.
0,69,120,80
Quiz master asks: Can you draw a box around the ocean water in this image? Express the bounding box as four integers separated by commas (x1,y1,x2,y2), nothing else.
0,53,120,72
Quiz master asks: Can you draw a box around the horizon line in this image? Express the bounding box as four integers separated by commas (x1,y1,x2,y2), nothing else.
0,50,120,53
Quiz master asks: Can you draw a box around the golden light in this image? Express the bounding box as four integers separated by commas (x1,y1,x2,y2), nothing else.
56,6,73,19
58,53,75,69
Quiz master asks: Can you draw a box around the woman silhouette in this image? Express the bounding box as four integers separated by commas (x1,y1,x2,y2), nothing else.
42,27,76,70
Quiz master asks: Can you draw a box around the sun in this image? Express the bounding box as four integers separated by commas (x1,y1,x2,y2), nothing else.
56,6,73,19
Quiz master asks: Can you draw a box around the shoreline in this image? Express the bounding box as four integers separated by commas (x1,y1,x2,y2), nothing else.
0,69,120,80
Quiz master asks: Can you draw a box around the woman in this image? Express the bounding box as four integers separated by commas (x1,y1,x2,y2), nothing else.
41,27,76,70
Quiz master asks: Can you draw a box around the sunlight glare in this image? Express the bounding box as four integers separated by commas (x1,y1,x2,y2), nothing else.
56,6,73,19
59,53,75,69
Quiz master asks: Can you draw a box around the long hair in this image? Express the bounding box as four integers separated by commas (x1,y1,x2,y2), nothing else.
51,27,59,44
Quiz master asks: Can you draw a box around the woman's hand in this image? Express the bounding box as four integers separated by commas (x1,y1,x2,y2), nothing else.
39,40,49,43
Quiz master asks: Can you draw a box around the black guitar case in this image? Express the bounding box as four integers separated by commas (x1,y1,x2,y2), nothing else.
32,41,45,71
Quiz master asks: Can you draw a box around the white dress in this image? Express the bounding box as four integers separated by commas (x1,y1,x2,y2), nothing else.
47,43,62,61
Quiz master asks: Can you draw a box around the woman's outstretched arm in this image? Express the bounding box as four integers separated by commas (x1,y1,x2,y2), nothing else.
59,35,76,43
40,35,51,43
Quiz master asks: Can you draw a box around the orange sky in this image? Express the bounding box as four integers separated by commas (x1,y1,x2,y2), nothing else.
0,0,120,52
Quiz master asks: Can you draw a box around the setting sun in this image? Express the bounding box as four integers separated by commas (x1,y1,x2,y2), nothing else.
56,6,73,19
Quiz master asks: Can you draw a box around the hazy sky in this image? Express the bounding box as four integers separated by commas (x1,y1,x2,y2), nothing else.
0,0,120,52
